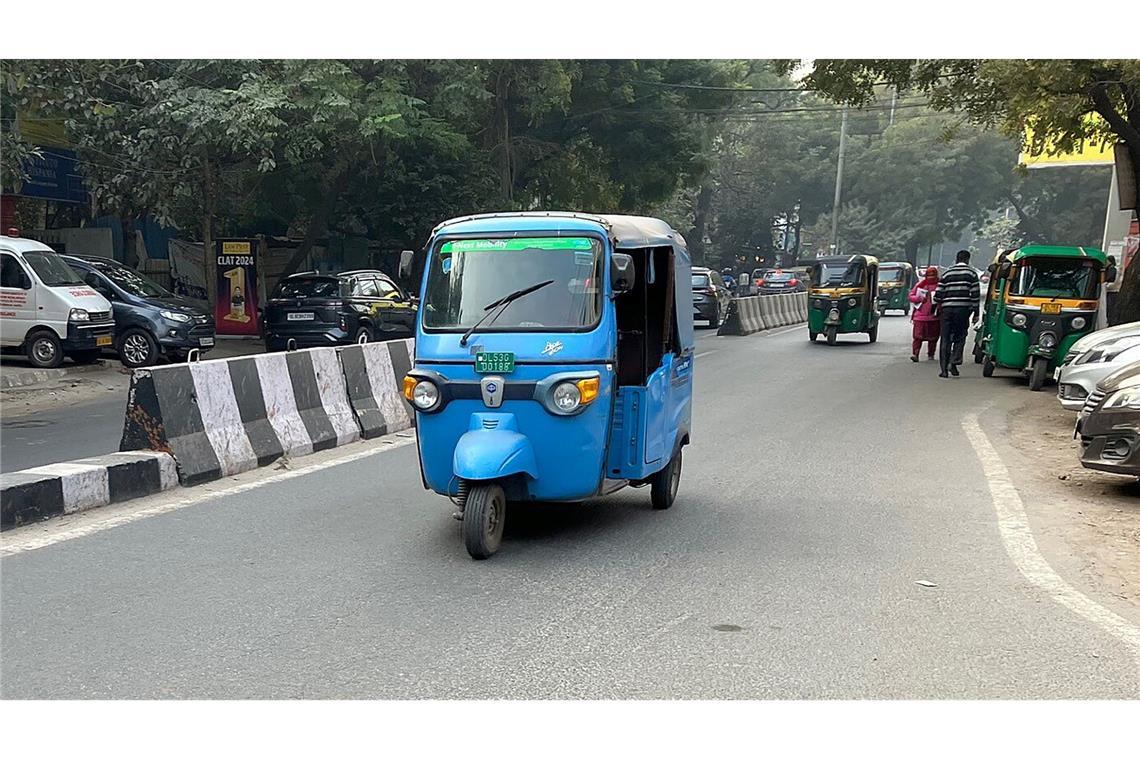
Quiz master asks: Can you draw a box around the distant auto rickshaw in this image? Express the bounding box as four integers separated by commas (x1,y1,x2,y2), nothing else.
807,255,881,345
405,212,694,559
876,261,916,315
973,244,1115,391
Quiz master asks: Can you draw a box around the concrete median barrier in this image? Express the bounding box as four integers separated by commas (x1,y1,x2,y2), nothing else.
718,293,808,336
339,338,415,439
1,451,178,530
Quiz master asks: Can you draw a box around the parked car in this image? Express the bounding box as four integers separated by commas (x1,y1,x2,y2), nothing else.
753,268,805,295
1076,359,1140,479
691,267,731,328
1,235,115,368
1056,325,1140,410
62,255,214,368
263,269,416,351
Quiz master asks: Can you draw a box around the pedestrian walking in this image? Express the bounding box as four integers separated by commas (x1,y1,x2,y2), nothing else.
907,266,940,362
933,250,981,378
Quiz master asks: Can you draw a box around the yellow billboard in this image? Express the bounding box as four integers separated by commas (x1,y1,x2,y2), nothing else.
1019,116,1116,168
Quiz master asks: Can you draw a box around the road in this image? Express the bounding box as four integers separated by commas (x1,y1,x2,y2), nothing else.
0,395,126,472
2,318,1137,698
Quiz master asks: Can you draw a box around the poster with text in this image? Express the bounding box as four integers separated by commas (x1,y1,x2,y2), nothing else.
215,239,259,335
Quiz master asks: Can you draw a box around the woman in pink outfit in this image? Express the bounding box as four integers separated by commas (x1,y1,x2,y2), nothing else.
908,266,940,362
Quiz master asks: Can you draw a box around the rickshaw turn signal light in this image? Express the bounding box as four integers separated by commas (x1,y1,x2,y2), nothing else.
1009,297,1025,305
576,377,600,405
403,375,417,401
1078,301,1096,310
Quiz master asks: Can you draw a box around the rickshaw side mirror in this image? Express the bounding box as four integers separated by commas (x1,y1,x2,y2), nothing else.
998,261,1012,279
1105,265,1117,284
611,253,635,294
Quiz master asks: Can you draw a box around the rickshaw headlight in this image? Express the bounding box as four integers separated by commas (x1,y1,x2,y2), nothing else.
1039,332,1058,350
1011,312,1028,328
410,379,440,411
552,382,582,413
1071,316,1087,330
847,298,857,306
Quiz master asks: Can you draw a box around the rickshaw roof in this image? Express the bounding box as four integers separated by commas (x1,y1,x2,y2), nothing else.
1010,245,1107,263
431,212,687,252
802,254,878,267
878,261,912,269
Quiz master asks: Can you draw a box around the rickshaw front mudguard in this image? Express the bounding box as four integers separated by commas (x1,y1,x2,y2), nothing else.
452,415,538,483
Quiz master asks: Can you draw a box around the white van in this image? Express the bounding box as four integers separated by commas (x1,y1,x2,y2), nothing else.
1,234,116,368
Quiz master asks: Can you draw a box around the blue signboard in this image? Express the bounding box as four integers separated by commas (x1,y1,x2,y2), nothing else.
18,147,89,204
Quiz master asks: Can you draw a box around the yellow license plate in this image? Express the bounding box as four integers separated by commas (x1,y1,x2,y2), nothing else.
1040,302,1062,315
96,335,113,346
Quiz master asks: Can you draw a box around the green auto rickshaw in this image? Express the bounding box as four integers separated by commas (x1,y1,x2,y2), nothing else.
973,244,1115,391
876,261,916,315
807,255,881,345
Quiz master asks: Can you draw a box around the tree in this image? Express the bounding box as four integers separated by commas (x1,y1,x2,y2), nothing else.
788,59,1140,322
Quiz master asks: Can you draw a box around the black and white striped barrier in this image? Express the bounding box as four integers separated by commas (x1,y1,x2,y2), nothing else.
718,293,808,336
121,346,367,486
339,338,415,438
1,451,178,530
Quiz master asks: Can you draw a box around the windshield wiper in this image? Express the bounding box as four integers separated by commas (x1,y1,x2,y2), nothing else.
459,279,554,346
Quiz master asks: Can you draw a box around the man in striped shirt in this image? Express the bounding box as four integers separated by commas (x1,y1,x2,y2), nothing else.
933,249,981,378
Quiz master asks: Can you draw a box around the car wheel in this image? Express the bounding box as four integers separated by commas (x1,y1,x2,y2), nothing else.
25,330,63,369
354,325,374,344
118,328,158,368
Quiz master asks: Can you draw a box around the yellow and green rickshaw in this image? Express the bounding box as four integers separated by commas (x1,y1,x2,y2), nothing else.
807,255,881,345
876,261,916,315
973,245,1115,391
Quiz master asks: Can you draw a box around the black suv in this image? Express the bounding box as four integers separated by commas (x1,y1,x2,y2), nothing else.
263,269,416,351
63,255,215,368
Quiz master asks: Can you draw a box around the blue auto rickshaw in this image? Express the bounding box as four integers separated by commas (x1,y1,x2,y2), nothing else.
403,213,695,558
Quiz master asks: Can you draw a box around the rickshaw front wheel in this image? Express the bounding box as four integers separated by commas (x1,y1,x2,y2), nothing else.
651,449,682,510
973,345,983,364
982,356,996,377
463,483,507,559
809,330,818,342
1028,357,1048,392
868,323,878,343
825,326,838,346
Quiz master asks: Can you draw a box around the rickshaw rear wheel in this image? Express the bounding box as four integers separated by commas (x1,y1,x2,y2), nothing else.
462,483,506,559
868,323,878,343
973,345,983,364
982,356,996,377
809,330,818,342
825,326,838,346
651,449,682,510
1028,357,1048,392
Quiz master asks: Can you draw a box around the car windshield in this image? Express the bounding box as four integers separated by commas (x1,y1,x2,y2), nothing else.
423,236,603,330
97,263,171,298
23,251,84,286
878,267,904,284
692,273,711,288
814,262,862,287
275,277,343,299
1010,257,1099,300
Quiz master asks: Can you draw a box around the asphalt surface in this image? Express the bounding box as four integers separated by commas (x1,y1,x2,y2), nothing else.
1,395,126,472
2,318,1137,698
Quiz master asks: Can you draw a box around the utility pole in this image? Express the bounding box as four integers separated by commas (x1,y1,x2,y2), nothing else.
889,89,897,127
829,105,849,255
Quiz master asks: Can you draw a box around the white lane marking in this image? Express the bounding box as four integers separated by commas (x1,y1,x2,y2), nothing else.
695,350,718,359
962,412,1140,671
0,434,417,558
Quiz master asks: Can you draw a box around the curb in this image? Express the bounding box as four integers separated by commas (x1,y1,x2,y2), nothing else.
1,451,178,530
0,361,112,390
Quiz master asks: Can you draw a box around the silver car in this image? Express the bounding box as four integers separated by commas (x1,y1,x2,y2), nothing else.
1056,325,1140,410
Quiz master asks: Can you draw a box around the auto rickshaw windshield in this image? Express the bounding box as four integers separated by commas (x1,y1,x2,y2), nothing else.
1009,257,1100,300
877,266,904,284
423,236,604,330
814,261,863,287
